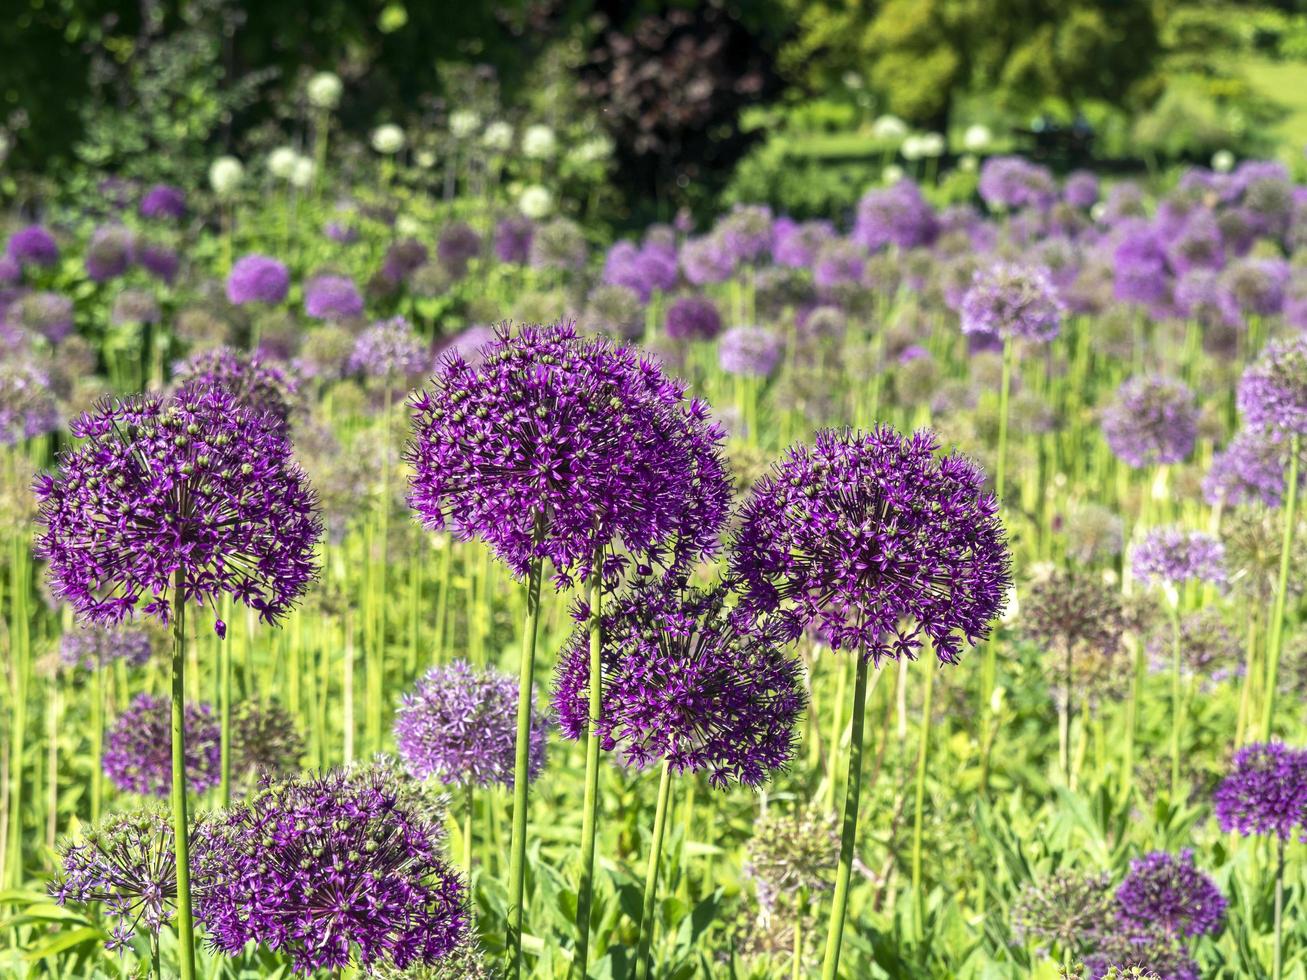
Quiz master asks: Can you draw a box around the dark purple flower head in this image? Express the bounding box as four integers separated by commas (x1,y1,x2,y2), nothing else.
33,384,321,633
1115,850,1226,939
173,346,299,424
137,242,180,284
773,219,835,268
226,254,291,306
406,321,731,587
493,216,534,264
1220,257,1288,317
978,156,1057,211
1085,929,1200,980
85,226,135,282
60,627,153,671
395,659,547,787
554,581,804,788
1237,335,1307,436
1101,376,1199,469
1064,170,1100,209
349,316,431,384
960,262,1063,343
853,180,939,250
304,273,364,320
193,766,468,974
718,326,783,377
139,184,187,221
1131,527,1226,588
436,225,479,279
104,692,220,796
6,225,59,268
602,238,678,302
664,295,722,342
0,358,59,445
14,290,74,343
729,426,1011,665
1213,741,1307,841
680,234,737,285
1204,428,1307,508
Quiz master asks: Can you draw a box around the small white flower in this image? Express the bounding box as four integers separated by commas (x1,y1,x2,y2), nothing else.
449,109,481,140
1211,149,1235,174
962,124,992,152
371,124,406,155
415,149,437,169
518,184,553,219
307,71,343,111
900,135,925,161
268,146,299,180
872,114,908,142
208,156,245,197
918,132,945,158
958,153,979,173
289,155,315,189
842,71,863,91
521,124,557,160
482,120,514,152
1090,201,1107,223
395,215,422,237
569,136,612,165
882,164,905,185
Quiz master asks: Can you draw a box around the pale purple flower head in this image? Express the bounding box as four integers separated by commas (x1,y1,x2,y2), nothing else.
139,184,187,221
853,181,939,250
493,216,534,264
381,238,430,285
1115,850,1226,939
0,359,59,444
773,219,835,268
664,295,722,342
137,243,180,284
395,660,547,787
978,156,1057,211
680,234,737,285
715,204,774,264
85,226,135,283
1237,335,1307,436
1101,376,1199,468
1113,221,1169,306
960,262,1064,343
729,426,1012,665
172,346,298,424
304,273,364,320
813,239,867,290
0,254,19,285
602,239,678,302
6,225,59,268
104,692,220,796
325,220,360,245
1212,741,1307,841
1130,527,1226,587
226,254,291,305
1220,257,1288,317
349,316,431,383
14,290,74,343
554,581,803,788
718,326,783,377
1063,170,1100,209
1203,428,1306,508
60,627,153,671
1164,210,1225,275
1173,268,1241,331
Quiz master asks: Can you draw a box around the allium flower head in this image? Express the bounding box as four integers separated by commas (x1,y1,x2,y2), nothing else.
1022,569,1125,656
493,216,534,264
193,766,467,973
813,239,867,290
304,273,365,320
1064,171,1100,209
773,219,835,268
110,288,160,325
978,156,1057,211
679,234,736,285
579,283,642,339
1115,850,1226,938
718,326,783,377
664,296,722,342
138,242,180,284
1220,257,1288,316
1130,528,1225,588
1164,210,1224,275
1212,741,1307,841
34,384,321,632
1101,376,1199,468
231,697,304,779
729,426,1011,664
743,804,838,909
406,321,731,586
395,659,547,787
436,223,481,279
1146,608,1240,685
529,218,588,272
1113,221,1169,307
554,581,804,788
1173,268,1240,331
602,239,679,302
960,263,1063,343
173,346,299,425
349,316,431,384
6,225,59,267
14,290,73,342
1063,503,1125,564
0,358,59,445
1011,870,1114,955
85,226,135,282
60,627,153,671
1085,929,1199,980
226,254,290,305
104,692,220,796
715,204,774,264
852,180,939,250
140,184,186,221
1237,335,1307,436
1204,428,1307,508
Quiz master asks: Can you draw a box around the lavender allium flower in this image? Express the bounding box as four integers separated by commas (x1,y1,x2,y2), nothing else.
110,288,161,326
138,242,180,284
436,223,481,279
960,263,1064,343
34,384,321,633
1165,211,1225,275
349,316,430,384
1173,268,1240,330
493,216,534,264
51,806,181,951
304,273,365,320
1237,335,1307,436
0,359,59,444
85,226,135,282
139,184,187,221
14,291,74,343
1220,257,1288,317
718,326,783,377
103,693,220,796
554,582,803,787
602,239,678,302
1131,528,1226,587
226,254,290,305
1204,428,1307,508
6,225,59,267
1115,850,1226,938
60,627,153,670
680,235,736,285
773,220,835,268
1101,377,1199,468
407,322,731,585
978,156,1057,211
0,254,19,285
193,767,467,973
852,181,939,250
1113,222,1169,307
813,240,867,290
1064,170,1100,209
395,660,547,787
1212,741,1307,841
716,205,774,264
729,426,1011,664
664,295,722,342
172,346,298,424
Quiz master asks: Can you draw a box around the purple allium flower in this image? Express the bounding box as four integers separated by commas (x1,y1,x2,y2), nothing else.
379,237,430,286
664,295,722,342
978,156,1057,211
60,627,153,671
1101,376,1199,468
729,426,1011,664
103,693,220,796
139,184,187,221
51,806,182,952
85,226,135,283
493,216,534,264
14,290,74,343
715,204,774,264
1113,221,1170,306
1131,527,1226,587
1115,850,1226,939
349,316,431,384
110,288,161,326
137,242,180,284
172,346,298,424
680,234,736,285
406,322,731,586
1145,608,1240,684
1173,268,1241,330
226,254,290,306
1237,335,1307,436
304,273,365,320
773,219,835,268
325,220,360,245
554,581,803,788
529,218,588,273
1204,428,1307,508
0,359,59,445
33,384,321,632
193,766,467,973
6,225,59,268
395,660,547,787
813,239,867,290
1220,257,1288,317
718,326,783,377
602,239,679,302
960,262,1063,343
436,224,480,279
1212,741,1307,841
230,698,304,779
852,181,939,250
1164,210,1225,275
1084,929,1200,980
1064,170,1100,209
0,254,20,285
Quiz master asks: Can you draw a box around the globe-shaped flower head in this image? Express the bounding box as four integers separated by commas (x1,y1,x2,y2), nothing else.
718,326,783,377
664,295,722,342
172,347,299,427
1212,741,1307,841
1115,850,1226,939
554,581,804,787
852,180,939,250
85,226,136,282
1238,335,1307,437
103,693,221,796
960,262,1064,344
1131,527,1226,588
350,316,431,387
1101,376,1199,469
6,225,59,267
729,426,1012,664
60,627,153,671
304,273,365,321
140,184,187,221
226,253,290,305
1,359,60,445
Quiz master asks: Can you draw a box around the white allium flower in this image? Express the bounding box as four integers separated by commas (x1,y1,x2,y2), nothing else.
901,135,925,161
963,124,992,152
959,153,979,173
371,124,406,155
1211,149,1235,174
842,71,863,90
307,71,343,110
395,215,422,237
289,155,315,189
268,146,299,180
882,164,905,185
449,110,481,140
1090,201,1108,223
521,124,558,160
415,149,437,169
208,156,245,197
518,184,553,219
917,132,945,158
482,120,514,152
569,136,612,166
872,114,908,142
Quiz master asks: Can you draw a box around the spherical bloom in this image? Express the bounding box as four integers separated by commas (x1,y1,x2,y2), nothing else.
395,660,547,787
406,322,731,585
231,698,304,779
1173,268,1240,330
1084,929,1200,980
289,155,314,188
493,216,534,263
1204,427,1306,508
1011,870,1114,954
482,120,514,151
268,146,299,180
6,225,59,267
110,288,160,326
529,218,588,272
554,582,804,788
172,346,298,424
1164,210,1225,275
349,316,430,384
1113,221,1169,306
208,156,244,197
59,627,153,671
978,156,1057,211
579,283,642,339
1146,609,1240,683
715,205,774,264
226,253,290,305
371,124,406,155
34,384,321,633
1212,150,1235,173
103,693,220,796
1237,335,1307,438
83,226,135,282
1213,742,1307,841
1022,568,1125,656
1101,376,1199,469
307,70,343,109
1115,850,1226,939
743,804,838,911
304,273,364,320
51,807,182,951
1130,528,1226,588
1064,171,1100,209
1220,257,1288,317
137,242,179,284
139,184,186,221
773,219,835,268
602,239,678,302
433,222,481,279
521,123,557,160
871,114,908,142
680,235,736,285
14,290,74,343
1,359,60,444
961,123,991,152
381,237,430,285
813,239,867,290
960,263,1063,343
852,181,939,250
718,326,783,377
729,426,1011,664
193,766,467,973
517,184,553,220
664,295,722,342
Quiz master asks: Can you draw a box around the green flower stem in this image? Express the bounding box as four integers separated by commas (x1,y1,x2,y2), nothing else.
910,658,935,936
1273,835,1285,980
995,336,1013,502
90,664,104,824
171,575,196,980
635,759,674,980
219,632,232,807
1260,431,1300,740
1169,603,1182,799
574,550,604,976
463,783,474,875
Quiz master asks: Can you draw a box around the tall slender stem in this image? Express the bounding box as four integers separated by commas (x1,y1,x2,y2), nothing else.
463,783,474,875
1260,432,1299,740
575,550,604,975
1058,641,1072,783
219,634,231,806
1169,604,1182,799
507,553,543,978
90,665,104,824
910,659,935,935
821,656,869,979
995,337,1013,502
1272,835,1285,980
635,760,673,980
792,888,807,980
171,576,196,980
